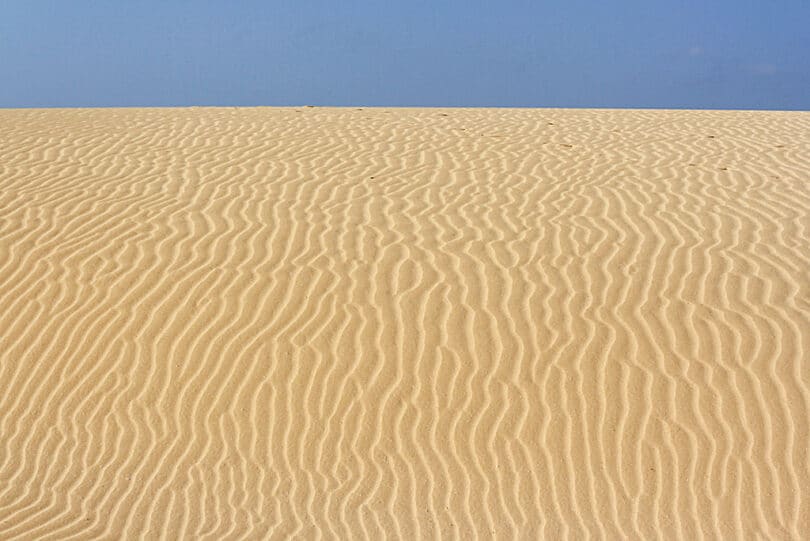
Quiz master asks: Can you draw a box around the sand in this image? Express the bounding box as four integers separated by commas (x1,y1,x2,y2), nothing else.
0,107,808,539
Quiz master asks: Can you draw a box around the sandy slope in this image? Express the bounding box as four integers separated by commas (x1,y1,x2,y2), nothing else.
0,107,808,539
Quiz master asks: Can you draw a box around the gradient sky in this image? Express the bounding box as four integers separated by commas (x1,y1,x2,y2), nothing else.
1,1,808,109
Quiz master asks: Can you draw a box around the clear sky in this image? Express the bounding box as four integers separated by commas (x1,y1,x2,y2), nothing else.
1,1,808,110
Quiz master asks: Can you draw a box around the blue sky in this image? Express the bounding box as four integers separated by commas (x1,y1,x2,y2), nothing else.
1,1,808,109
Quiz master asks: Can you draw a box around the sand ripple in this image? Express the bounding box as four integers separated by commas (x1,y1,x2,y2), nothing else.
0,107,808,539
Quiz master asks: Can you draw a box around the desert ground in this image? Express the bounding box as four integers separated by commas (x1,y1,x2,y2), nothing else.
0,107,808,539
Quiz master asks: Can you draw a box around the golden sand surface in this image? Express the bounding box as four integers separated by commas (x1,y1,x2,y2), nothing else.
0,107,808,539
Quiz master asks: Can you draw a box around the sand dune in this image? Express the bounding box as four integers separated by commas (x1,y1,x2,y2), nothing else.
0,107,808,539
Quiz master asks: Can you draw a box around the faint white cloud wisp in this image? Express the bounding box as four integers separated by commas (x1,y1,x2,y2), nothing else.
747,63,778,75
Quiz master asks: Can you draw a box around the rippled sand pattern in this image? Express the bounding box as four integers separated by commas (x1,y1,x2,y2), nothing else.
0,107,808,539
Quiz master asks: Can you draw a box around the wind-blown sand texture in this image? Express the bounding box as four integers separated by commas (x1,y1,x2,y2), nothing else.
0,107,808,539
